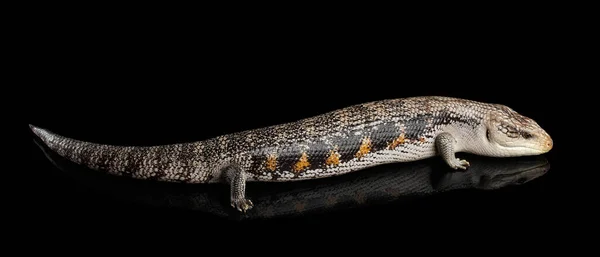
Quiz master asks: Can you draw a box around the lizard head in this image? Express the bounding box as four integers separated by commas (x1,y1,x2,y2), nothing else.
482,105,552,157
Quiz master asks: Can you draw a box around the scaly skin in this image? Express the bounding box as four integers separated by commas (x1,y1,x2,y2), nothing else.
30,96,553,212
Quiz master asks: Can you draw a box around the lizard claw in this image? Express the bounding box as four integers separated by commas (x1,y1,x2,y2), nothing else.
231,198,254,213
450,158,470,170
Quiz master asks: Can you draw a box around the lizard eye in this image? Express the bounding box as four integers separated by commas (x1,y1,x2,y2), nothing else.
520,131,533,139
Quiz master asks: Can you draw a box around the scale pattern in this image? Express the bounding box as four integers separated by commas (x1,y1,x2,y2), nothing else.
30,96,504,183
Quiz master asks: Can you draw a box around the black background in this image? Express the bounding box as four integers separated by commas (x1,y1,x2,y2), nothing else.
25,9,590,247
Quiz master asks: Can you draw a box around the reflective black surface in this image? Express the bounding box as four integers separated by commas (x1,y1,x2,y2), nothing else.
23,15,590,245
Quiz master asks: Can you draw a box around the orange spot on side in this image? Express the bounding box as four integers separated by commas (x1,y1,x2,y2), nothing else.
356,137,372,159
293,152,310,173
419,137,426,143
388,133,405,149
354,191,366,204
325,148,341,166
326,195,338,205
294,202,306,211
265,154,277,172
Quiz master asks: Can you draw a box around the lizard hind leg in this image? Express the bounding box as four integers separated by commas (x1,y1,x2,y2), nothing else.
222,164,253,213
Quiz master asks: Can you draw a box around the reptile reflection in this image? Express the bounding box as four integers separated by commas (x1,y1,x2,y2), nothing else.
33,136,549,220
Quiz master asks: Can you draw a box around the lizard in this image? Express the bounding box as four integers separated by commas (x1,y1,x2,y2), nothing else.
29,96,553,213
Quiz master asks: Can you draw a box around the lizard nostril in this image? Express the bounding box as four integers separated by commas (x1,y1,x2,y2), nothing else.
545,139,553,150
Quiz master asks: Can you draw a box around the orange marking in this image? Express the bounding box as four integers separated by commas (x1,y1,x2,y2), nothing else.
419,137,426,143
388,133,405,149
295,202,306,211
354,191,366,204
293,152,310,173
355,137,372,159
325,148,341,166
326,195,338,205
265,153,277,172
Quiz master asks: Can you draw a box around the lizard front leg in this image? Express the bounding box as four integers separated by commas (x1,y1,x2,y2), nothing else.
435,132,470,170
222,164,253,213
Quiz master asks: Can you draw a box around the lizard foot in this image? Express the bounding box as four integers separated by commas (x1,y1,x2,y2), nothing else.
231,198,253,213
450,158,470,170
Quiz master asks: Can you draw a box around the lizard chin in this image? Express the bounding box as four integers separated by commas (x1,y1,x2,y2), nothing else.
501,146,550,156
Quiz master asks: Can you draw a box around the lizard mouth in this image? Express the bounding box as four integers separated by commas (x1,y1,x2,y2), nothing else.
492,134,553,155
503,145,550,155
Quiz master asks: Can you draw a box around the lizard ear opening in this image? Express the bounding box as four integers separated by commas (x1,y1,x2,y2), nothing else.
486,128,491,141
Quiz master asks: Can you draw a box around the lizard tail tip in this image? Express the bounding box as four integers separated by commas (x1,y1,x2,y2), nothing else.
29,124,44,137
29,124,40,132
29,124,53,145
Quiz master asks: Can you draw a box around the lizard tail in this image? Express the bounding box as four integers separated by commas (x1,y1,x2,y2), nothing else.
29,124,216,183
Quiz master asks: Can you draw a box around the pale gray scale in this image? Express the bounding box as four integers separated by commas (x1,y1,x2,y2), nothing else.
125,147,143,175
86,144,105,170
83,145,96,162
56,137,73,159
68,139,86,164
56,138,69,159
296,118,317,142
192,141,205,161
173,147,194,178
109,146,130,173
332,109,351,129
365,101,391,119
128,147,146,178
270,123,296,147
145,148,161,178
244,128,273,152
158,146,177,178
178,145,194,169
62,139,78,163
313,113,344,137
105,146,124,172
216,135,231,159
242,131,258,150
287,119,326,144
